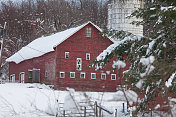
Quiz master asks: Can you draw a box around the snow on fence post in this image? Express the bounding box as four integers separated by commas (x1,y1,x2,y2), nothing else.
84,107,86,117
115,109,117,117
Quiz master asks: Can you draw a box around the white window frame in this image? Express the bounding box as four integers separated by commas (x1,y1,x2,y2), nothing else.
45,71,48,78
80,72,85,79
86,53,90,60
10,74,15,82
111,74,116,80
76,58,82,71
86,27,92,37
101,73,106,80
65,52,69,59
91,73,96,79
60,72,65,78
70,72,75,78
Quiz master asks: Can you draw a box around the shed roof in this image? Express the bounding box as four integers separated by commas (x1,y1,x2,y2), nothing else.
6,21,114,64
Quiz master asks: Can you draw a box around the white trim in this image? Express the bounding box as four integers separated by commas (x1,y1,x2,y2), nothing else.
65,52,69,59
91,73,96,79
10,74,15,82
80,72,85,79
86,53,90,60
70,72,75,78
76,58,82,71
60,72,65,78
33,68,40,70
101,73,106,80
111,74,116,80
19,72,25,83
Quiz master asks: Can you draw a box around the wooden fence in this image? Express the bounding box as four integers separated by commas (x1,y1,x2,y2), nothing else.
57,101,128,117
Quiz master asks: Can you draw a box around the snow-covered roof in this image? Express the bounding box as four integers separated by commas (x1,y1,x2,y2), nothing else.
6,21,113,64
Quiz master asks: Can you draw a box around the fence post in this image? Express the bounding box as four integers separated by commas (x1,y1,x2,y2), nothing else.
84,107,86,117
63,110,65,117
115,109,117,117
95,101,98,117
123,103,125,113
99,107,101,117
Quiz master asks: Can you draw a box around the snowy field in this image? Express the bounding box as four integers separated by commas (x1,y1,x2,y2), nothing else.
0,83,129,117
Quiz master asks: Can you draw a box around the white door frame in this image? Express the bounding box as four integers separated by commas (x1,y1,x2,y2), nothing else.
19,72,25,83
10,74,15,82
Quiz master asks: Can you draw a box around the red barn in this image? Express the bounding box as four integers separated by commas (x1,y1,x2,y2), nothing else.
6,22,128,91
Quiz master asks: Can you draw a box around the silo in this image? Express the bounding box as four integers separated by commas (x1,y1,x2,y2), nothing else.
107,0,143,36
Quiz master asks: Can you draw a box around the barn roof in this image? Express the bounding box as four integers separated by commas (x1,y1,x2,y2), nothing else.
6,21,114,64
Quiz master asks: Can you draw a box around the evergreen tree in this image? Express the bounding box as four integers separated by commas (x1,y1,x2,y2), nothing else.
94,0,176,116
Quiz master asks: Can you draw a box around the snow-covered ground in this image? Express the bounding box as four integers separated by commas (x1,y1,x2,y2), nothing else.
0,83,129,117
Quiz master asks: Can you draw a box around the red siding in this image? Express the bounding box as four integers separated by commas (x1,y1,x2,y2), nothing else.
8,23,129,92
9,52,55,83
54,23,129,91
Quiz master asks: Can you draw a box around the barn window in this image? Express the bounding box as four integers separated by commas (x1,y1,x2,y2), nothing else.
76,58,82,71
10,74,15,82
80,72,85,79
101,73,106,80
70,72,75,78
60,72,65,78
91,73,96,79
65,52,69,59
86,53,90,60
28,70,32,79
86,27,92,37
111,74,116,80
45,71,48,78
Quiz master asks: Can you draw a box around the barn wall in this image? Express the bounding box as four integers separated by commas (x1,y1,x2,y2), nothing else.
55,23,129,91
8,23,130,92
9,51,55,83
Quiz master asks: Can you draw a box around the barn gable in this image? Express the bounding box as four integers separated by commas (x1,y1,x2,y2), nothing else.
6,21,113,64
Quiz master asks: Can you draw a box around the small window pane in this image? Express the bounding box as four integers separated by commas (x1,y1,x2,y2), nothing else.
101,73,106,80
80,72,85,79
86,53,90,60
91,73,96,79
70,72,75,78
111,74,116,80
86,28,91,37
60,72,65,78
65,52,69,59
76,58,82,71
